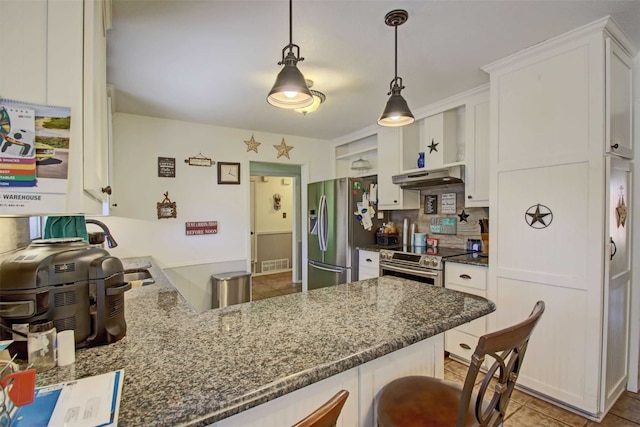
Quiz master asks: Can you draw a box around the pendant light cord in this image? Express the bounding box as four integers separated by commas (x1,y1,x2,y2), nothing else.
394,24,398,80
288,0,293,52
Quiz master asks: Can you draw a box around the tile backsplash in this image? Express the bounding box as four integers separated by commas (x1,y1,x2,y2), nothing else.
388,183,489,249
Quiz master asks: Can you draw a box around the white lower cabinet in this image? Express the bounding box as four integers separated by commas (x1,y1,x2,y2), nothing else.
358,249,380,280
444,262,488,363
213,335,444,427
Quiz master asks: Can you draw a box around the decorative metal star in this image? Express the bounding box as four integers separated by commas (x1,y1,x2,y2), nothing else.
525,204,553,229
428,138,439,153
244,134,261,153
274,138,294,159
458,209,469,222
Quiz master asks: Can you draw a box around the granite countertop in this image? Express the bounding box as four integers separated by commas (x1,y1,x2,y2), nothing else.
446,253,489,267
35,256,495,426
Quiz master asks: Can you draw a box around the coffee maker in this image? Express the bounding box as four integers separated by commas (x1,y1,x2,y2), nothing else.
0,238,131,358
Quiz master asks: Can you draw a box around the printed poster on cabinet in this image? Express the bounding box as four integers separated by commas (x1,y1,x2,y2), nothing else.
0,99,71,214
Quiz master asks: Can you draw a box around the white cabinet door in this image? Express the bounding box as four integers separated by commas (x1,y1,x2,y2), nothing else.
358,250,380,280
377,127,419,210
419,111,458,169
602,157,632,412
605,38,633,159
464,95,490,207
82,0,110,210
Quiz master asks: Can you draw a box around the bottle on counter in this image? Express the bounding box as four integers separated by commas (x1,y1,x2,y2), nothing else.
27,321,57,372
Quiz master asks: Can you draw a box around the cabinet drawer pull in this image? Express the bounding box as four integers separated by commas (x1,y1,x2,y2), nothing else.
366,258,372,263
459,274,472,280
459,343,471,350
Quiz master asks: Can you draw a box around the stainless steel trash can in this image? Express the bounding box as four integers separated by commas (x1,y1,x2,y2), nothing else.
212,271,251,308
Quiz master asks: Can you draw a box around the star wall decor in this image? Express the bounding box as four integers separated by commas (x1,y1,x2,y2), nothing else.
525,204,553,229
244,134,261,153
616,195,627,228
428,138,439,153
458,209,469,222
274,138,294,159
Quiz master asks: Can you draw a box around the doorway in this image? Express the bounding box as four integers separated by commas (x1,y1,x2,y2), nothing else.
249,162,303,287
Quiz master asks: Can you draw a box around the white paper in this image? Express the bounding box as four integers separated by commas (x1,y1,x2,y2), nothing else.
441,193,457,214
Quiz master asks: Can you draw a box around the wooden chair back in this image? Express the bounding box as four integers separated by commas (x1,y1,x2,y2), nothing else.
457,301,545,427
292,390,349,427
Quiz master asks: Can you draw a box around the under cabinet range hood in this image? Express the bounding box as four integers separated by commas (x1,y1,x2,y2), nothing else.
392,165,464,189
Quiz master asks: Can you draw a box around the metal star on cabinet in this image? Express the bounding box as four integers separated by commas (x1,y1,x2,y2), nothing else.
274,138,294,159
525,204,553,229
244,134,261,153
458,209,469,222
428,138,439,153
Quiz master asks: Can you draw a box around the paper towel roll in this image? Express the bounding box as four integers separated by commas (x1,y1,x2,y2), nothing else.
57,330,75,366
402,218,409,245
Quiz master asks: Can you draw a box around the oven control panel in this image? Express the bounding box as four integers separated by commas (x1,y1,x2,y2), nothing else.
379,250,442,270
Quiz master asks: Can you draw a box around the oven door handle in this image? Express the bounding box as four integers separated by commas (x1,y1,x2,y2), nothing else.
380,264,440,278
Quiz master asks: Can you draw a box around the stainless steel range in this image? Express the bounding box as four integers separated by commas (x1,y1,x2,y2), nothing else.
379,246,472,286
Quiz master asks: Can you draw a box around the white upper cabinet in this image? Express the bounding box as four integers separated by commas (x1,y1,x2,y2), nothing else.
605,37,633,159
0,0,110,215
418,110,460,170
464,89,490,207
82,0,111,211
376,126,419,210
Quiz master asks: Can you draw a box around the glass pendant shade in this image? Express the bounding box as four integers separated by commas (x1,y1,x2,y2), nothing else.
378,84,415,126
294,88,325,115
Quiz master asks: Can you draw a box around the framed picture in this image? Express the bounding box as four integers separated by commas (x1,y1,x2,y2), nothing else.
217,162,240,184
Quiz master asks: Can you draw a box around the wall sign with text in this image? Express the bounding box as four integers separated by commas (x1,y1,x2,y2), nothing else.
158,157,176,177
185,221,218,235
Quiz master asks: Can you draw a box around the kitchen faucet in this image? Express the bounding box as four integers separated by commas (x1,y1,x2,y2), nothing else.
85,219,118,248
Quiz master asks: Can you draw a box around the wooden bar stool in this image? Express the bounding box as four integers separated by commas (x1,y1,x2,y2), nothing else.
377,301,545,427
292,389,349,427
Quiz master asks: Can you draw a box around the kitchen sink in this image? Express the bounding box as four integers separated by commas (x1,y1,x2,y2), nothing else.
123,269,155,286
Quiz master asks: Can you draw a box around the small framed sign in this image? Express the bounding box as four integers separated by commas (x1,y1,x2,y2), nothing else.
441,193,456,214
184,153,214,167
158,157,176,177
424,195,438,214
430,217,457,235
157,192,177,219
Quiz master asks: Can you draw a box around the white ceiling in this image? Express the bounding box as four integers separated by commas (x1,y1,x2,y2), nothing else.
107,0,640,141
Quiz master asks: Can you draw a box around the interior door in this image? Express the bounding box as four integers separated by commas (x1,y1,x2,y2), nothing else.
602,157,632,411
250,181,256,274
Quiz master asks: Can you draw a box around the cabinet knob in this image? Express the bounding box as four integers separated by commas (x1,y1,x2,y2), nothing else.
101,186,112,195
467,195,472,199
393,200,398,203
611,143,619,149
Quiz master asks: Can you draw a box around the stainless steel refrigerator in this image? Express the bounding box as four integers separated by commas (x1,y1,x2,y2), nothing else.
307,176,383,290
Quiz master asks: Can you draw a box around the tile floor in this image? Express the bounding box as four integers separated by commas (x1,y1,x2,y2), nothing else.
251,271,301,301
445,357,640,426
252,272,640,425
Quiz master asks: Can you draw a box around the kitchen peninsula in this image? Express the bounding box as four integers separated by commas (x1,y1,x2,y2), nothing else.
34,257,495,426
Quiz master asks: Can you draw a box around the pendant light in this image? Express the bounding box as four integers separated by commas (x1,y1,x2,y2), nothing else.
378,10,415,127
267,0,313,109
294,80,326,115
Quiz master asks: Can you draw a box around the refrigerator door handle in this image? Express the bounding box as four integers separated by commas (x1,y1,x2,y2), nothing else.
318,195,328,252
309,260,346,274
